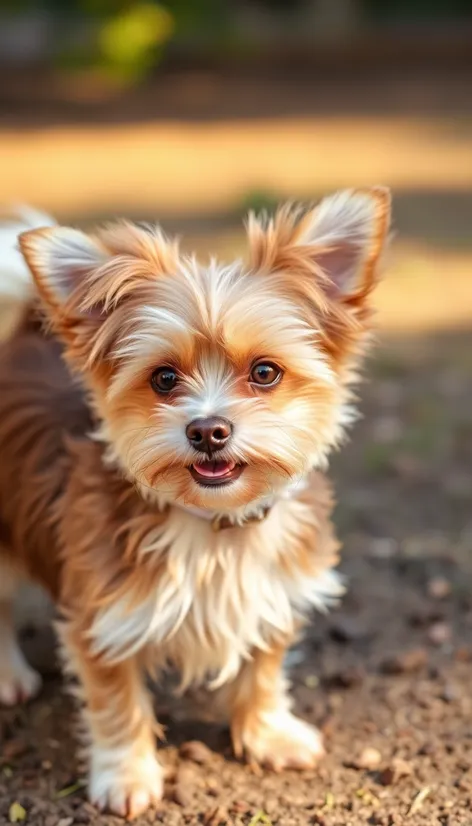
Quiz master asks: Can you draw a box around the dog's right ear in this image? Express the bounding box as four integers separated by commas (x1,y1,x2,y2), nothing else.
19,226,109,319
19,221,180,372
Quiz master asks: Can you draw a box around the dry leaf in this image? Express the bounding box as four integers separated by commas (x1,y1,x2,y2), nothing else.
9,802,26,823
248,811,273,826
407,786,431,816
54,779,85,799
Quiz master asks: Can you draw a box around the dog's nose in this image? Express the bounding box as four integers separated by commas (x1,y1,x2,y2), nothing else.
186,417,232,454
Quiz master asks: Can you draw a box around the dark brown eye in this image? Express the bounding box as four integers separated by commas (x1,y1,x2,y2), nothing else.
250,361,282,387
151,367,178,394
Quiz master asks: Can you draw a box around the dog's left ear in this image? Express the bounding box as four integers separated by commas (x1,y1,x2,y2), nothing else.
19,222,179,370
19,225,110,320
248,187,391,306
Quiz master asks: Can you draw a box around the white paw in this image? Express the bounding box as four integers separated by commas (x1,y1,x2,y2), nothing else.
89,745,164,819
238,710,325,771
0,654,42,706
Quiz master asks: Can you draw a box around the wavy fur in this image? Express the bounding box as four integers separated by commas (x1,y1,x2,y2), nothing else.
0,188,390,818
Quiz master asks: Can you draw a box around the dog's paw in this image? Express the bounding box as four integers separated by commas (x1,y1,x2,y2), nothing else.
237,710,325,771
0,656,42,706
90,746,164,819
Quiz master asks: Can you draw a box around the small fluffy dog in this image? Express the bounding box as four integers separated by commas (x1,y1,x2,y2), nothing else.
0,188,390,818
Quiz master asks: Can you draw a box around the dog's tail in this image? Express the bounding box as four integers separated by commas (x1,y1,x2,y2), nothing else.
0,206,56,339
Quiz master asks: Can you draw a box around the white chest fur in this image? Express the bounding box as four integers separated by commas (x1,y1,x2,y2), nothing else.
90,497,342,690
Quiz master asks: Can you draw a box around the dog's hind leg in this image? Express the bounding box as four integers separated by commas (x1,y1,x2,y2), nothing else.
0,554,42,705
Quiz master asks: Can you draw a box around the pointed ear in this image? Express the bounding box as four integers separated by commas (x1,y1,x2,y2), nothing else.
18,225,109,315
248,187,391,303
296,187,391,300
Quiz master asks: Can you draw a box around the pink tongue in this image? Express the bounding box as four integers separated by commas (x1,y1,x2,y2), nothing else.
193,459,236,478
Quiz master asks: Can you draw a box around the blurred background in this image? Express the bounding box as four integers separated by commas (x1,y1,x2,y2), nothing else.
1,0,472,330
2,4,472,822
1,0,471,550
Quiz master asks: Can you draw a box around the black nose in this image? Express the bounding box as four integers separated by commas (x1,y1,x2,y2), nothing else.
186,417,233,454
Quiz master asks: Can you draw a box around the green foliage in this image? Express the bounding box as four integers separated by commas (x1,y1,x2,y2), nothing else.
239,189,281,216
54,2,175,83
6,0,472,83
98,2,173,78
50,0,230,83
164,0,227,36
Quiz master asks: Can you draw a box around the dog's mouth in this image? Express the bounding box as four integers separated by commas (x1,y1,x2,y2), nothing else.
189,459,245,487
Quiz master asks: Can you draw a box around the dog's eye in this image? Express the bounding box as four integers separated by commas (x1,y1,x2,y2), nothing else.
150,367,178,394
250,361,282,387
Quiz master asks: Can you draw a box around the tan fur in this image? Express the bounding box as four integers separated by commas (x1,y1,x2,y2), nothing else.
0,188,390,818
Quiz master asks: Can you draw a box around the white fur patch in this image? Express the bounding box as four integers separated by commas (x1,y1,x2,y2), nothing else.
0,636,42,706
89,742,163,816
0,558,42,706
243,708,325,767
301,189,376,249
0,207,55,303
298,188,384,293
23,226,108,302
90,495,343,691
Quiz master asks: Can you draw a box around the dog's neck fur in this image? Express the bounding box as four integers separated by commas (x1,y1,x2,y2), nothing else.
171,475,308,532
134,466,309,532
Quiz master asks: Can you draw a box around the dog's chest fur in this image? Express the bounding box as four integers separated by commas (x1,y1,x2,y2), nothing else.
90,488,342,690
0,328,340,692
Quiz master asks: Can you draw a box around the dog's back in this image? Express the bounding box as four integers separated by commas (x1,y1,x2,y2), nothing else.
0,210,92,594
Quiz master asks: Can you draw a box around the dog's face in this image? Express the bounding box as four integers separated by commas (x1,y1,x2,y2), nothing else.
20,189,390,513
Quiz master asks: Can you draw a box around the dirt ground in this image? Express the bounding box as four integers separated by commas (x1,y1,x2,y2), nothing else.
1,65,472,826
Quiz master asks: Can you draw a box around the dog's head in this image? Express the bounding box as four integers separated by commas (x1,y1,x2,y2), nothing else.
19,188,390,513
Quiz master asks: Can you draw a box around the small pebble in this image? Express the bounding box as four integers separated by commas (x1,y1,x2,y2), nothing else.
205,777,219,797
230,800,250,814
380,648,427,674
369,538,398,559
179,740,212,765
263,797,279,815
329,665,365,688
379,757,413,786
354,747,382,770
428,622,452,646
173,784,192,807
441,684,457,703
427,577,452,600
202,806,227,826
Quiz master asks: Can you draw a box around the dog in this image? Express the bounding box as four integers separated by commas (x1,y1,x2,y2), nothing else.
0,188,390,818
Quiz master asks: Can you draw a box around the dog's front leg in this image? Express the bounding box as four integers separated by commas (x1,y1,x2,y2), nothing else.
60,625,163,819
228,642,324,771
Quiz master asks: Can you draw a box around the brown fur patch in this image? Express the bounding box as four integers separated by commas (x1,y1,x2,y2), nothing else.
1,189,389,812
